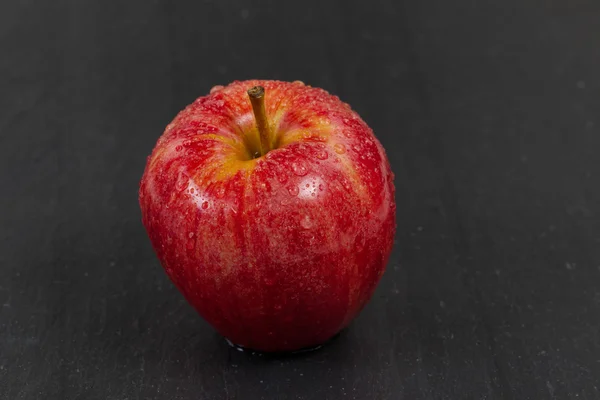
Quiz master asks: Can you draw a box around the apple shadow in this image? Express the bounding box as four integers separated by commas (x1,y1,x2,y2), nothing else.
220,329,347,361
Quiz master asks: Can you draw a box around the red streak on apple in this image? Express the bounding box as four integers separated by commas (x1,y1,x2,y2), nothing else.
139,80,396,352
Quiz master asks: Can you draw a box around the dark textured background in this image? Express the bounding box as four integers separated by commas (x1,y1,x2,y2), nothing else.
1,0,600,399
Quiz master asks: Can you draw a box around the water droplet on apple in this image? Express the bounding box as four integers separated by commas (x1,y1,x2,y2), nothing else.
300,215,313,229
215,186,226,198
291,163,308,176
288,185,299,196
183,140,192,147
315,150,328,160
340,178,352,191
175,172,189,191
333,143,346,154
175,145,183,152
293,80,305,85
274,304,283,311
201,201,209,209
188,232,194,238
189,187,195,194
264,277,275,286
353,144,361,152
210,85,224,94
186,239,195,250
277,173,288,184
318,184,324,191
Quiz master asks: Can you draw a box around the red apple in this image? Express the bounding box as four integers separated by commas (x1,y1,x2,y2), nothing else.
139,80,396,352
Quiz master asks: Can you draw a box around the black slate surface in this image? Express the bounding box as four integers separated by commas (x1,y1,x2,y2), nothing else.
1,1,600,399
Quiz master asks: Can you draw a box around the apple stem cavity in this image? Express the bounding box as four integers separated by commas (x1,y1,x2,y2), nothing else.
248,86,272,157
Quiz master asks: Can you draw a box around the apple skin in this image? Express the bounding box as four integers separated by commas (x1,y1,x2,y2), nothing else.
139,80,396,352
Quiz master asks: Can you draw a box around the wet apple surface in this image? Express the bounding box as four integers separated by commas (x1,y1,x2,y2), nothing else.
139,80,396,352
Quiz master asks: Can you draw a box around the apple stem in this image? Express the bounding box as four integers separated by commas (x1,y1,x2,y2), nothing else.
247,86,272,156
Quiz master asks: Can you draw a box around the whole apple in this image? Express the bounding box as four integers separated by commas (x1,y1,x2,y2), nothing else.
139,80,396,352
